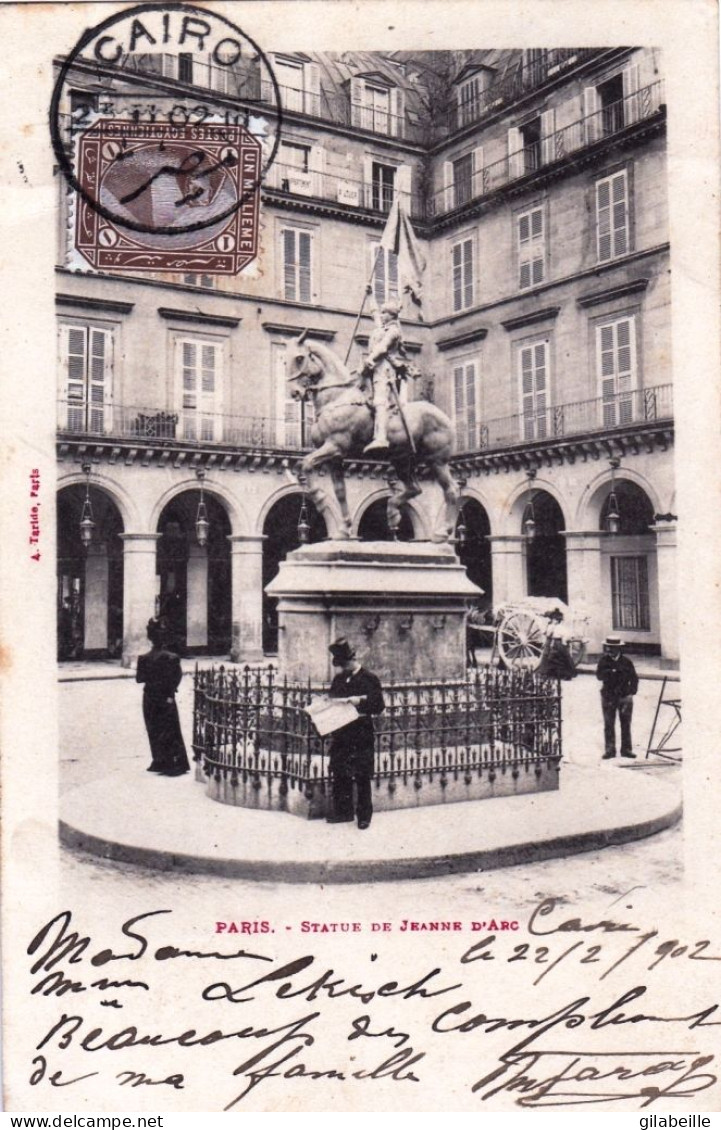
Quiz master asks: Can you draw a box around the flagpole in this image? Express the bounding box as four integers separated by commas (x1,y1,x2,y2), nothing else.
343,242,385,366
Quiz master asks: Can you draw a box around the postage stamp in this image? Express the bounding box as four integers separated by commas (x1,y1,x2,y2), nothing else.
73,119,261,273
50,2,282,274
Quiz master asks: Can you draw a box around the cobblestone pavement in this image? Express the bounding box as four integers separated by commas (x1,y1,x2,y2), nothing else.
59,665,682,918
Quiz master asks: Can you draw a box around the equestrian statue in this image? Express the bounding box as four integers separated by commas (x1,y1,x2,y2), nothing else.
288,286,460,542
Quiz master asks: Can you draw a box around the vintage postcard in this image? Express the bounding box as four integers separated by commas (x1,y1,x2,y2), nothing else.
1,0,720,1115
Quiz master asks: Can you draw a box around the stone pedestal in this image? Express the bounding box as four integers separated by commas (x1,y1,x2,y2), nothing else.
265,540,482,683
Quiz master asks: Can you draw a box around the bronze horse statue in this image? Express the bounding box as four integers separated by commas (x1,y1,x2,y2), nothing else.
287,335,460,540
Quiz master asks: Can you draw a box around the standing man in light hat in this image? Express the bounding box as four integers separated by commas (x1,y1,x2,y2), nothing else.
596,636,639,759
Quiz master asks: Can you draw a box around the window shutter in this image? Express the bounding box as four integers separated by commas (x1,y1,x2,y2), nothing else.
453,363,477,450
443,160,454,211
362,154,374,209
452,242,463,311
540,108,555,165
596,178,613,262
371,239,385,302
309,144,325,196
59,325,86,431
596,171,628,262
623,64,641,125
349,77,363,126
583,86,600,143
88,327,112,432
597,317,636,426
298,230,312,302
306,61,321,115
471,146,484,196
519,341,548,439
390,86,405,137
611,170,628,257
463,238,474,308
508,127,524,179
395,163,412,198
282,228,297,299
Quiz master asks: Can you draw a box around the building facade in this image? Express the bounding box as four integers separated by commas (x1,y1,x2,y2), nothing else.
55,46,676,667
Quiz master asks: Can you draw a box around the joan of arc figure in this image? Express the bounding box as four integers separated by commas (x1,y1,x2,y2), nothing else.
361,287,418,455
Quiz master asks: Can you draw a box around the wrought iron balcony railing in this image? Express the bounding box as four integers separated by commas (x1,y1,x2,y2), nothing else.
263,160,425,218
433,81,665,216
454,384,673,456
57,384,672,457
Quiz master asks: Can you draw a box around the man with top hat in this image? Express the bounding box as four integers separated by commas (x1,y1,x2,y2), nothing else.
596,636,639,759
361,285,418,455
326,638,385,829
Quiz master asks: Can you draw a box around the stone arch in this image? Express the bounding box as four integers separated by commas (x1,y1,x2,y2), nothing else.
352,488,430,541
456,492,493,603
502,475,571,537
577,467,662,531
57,468,140,532
57,479,127,660
256,481,341,539
261,489,329,654
150,476,247,538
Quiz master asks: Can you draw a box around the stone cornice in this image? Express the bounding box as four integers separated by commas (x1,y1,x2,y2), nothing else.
262,321,336,341
436,326,488,352
501,306,561,332
157,308,241,329
577,278,650,308
56,293,134,315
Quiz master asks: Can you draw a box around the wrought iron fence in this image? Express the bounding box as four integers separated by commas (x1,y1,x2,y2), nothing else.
193,664,562,815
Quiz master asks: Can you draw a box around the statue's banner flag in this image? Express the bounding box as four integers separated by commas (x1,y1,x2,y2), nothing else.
380,194,427,310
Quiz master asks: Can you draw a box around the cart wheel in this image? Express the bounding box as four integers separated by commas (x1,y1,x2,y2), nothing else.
497,610,547,670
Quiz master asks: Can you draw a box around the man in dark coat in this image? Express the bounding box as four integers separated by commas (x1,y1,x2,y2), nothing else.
327,638,385,829
596,635,639,759
136,618,190,777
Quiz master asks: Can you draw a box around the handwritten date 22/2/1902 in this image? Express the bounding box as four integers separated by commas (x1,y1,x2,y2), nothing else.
25,904,721,1110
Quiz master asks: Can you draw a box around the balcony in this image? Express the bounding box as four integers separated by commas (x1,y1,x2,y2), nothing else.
454,384,673,456
433,81,665,216
263,160,425,218
451,49,601,132
57,401,315,451
57,385,672,464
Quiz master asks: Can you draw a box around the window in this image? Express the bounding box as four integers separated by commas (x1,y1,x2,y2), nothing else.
611,556,650,631
277,142,313,194
351,78,404,137
453,154,473,207
58,324,113,434
519,341,549,440
370,162,395,212
520,118,542,173
456,72,487,127
281,227,313,302
177,52,193,84
597,316,637,427
273,342,315,447
518,207,545,289
275,57,305,112
370,241,399,304
281,142,310,173
176,338,222,442
451,236,474,312
596,170,629,262
598,74,625,135
452,359,480,451
184,274,215,289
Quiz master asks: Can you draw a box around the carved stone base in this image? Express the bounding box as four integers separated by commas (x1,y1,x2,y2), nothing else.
265,539,482,683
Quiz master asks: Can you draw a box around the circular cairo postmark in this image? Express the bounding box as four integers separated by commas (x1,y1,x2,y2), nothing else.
50,2,283,273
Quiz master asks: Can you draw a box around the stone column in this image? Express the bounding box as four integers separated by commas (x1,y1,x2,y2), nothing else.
228,535,266,663
121,533,160,668
563,531,605,656
84,543,108,651
186,542,208,649
487,535,527,606
651,520,679,667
